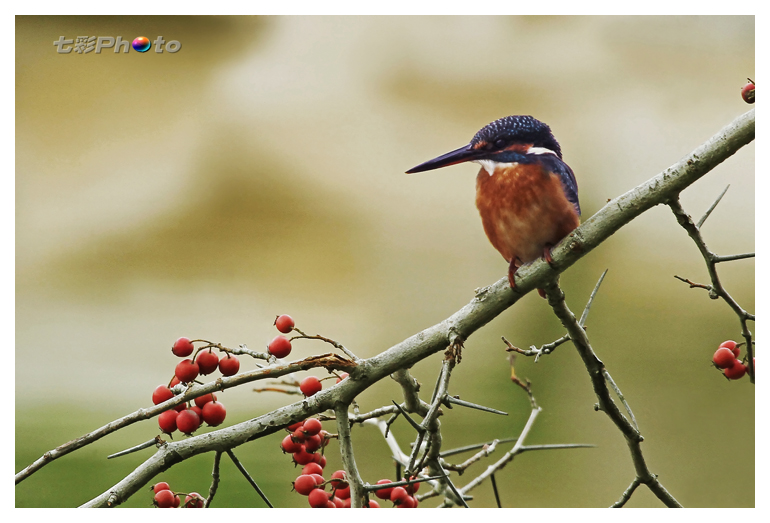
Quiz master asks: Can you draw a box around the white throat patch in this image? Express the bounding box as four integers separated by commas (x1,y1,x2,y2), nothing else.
473,159,518,176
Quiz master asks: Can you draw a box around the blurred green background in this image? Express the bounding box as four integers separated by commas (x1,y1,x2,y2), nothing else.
16,16,754,508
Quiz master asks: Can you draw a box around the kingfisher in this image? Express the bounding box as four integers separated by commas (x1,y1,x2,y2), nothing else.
406,115,580,295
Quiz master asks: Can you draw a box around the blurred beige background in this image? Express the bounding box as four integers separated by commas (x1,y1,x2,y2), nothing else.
16,16,754,507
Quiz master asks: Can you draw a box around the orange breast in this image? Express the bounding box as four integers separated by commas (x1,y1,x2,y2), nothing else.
475,163,580,264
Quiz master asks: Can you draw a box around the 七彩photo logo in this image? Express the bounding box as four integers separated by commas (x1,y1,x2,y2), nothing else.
53,36,182,54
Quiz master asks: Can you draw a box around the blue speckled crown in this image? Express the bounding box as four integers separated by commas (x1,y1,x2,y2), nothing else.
471,115,562,159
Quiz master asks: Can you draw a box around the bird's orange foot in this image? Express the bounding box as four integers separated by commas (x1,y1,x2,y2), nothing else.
508,259,520,289
543,244,556,268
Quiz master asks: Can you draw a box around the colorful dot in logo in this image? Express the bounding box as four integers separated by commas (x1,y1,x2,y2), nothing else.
132,37,151,53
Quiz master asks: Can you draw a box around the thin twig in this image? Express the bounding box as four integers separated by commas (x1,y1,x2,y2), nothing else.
443,396,507,416
579,269,609,327
291,328,359,361
611,478,641,508
391,401,425,434
204,451,222,508
603,369,639,432
490,473,502,508
225,449,273,508
714,252,755,263
442,439,499,473
107,438,160,459
349,405,400,423
439,437,519,458
517,443,596,453
696,184,730,228
365,475,443,491
435,461,469,508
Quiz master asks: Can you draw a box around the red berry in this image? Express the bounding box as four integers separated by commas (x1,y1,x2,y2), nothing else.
308,488,330,508
281,434,303,454
303,418,323,436
152,385,174,405
158,410,178,434
287,420,305,431
152,482,170,494
202,401,227,426
172,337,194,357
268,335,292,358
396,495,415,508
302,463,324,476
194,393,217,409
304,434,322,452
374,479,393,500
331,470,349,489
275,314,295,333
342,498,351,508
176,409,201,435
174,402,187,412
713,347,737,369
724,362,747,380
390,486,409,505
190,405,203,419
336,372,349,383
154,488,178,508
175,359,199,383
300,376,322,397
741,81,755,104
218,355,240,376
312,453,327,468
294,474,319,495
183,492,204,508
365,500,380,508
292,427,307,443
310,473,325,486
169,376,181,388
335,485,350,499
196,350,220,375
332,496,344,508
720,340,740,358
293,448,315,465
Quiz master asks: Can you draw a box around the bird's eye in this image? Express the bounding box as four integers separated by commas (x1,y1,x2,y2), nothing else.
494,138,507,149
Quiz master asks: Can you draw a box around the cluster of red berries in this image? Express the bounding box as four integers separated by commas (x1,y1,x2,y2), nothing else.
281,418,342,507
712,340,753,380
372,477,420,508
741,79,755,104
151,481,205,508
154,389,227,435
282,418,329,468
268,315,295,358
152,336,237,436
171,337,241,384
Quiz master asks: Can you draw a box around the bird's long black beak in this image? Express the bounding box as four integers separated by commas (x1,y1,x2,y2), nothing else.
406,144,482,174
